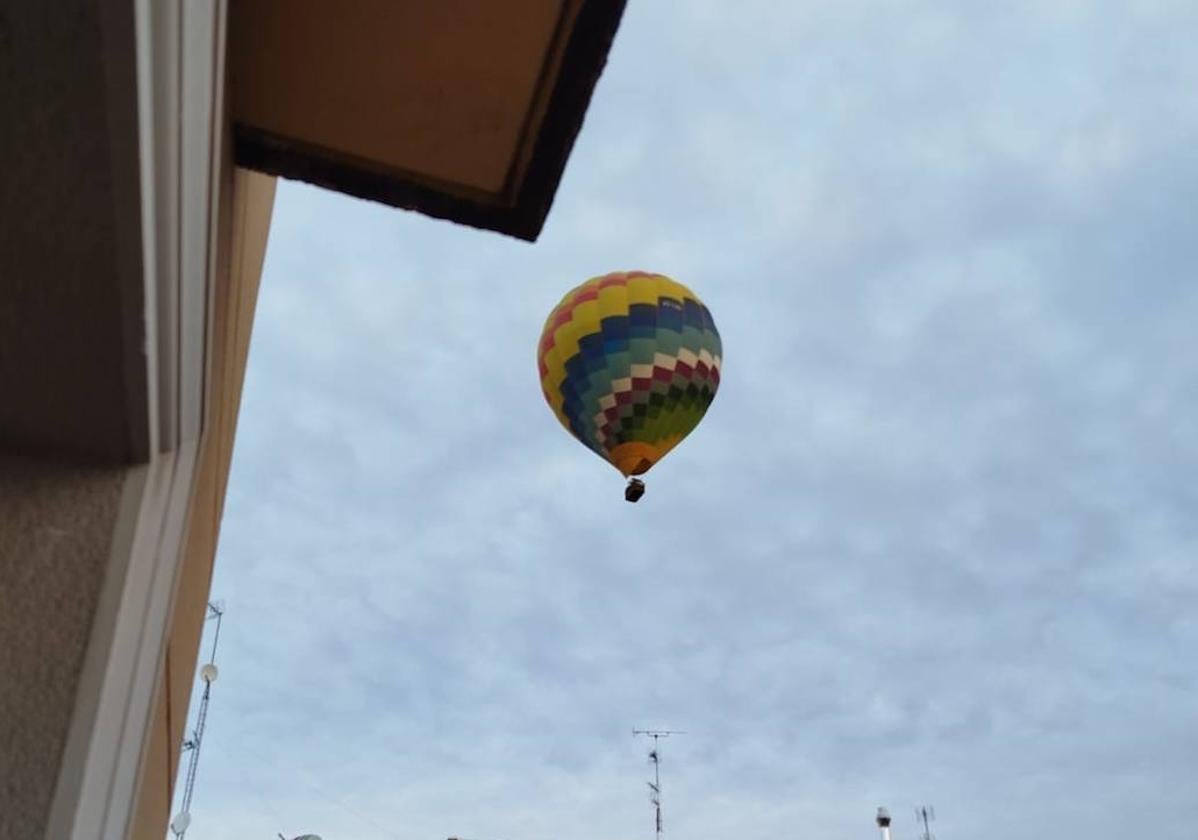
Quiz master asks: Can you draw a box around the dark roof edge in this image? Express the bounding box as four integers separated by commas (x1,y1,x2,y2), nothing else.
233,0,627,242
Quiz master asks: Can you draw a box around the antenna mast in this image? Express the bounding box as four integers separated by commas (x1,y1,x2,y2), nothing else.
632,729,685,840
915,805,936,840
876,807,892,840
171,601,225,839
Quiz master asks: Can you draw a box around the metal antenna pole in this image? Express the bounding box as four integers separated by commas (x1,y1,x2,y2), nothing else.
915,805,936,840
208,599,224,663
632,729,686,840
171,602,225,838
876,807,892,840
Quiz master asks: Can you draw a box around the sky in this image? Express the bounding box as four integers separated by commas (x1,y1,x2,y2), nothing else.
185,3,1198,839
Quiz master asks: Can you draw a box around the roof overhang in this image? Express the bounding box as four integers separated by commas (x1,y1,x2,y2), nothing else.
228,0,625,241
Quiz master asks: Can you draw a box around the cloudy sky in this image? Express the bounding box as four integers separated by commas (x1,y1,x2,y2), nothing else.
186,3,1198,839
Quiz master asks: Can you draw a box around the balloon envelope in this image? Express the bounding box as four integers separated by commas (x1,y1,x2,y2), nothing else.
538,271,721,477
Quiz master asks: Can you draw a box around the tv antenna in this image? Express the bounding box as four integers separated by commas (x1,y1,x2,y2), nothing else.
915,805,936,840
875,807,892,840
632,729,686,840
170,601,225,838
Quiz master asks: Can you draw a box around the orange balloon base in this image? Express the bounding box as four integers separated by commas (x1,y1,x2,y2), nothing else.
607,442,661,477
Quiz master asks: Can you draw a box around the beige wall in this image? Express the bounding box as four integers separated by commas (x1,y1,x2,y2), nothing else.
130,169,276,840
0,457,132,839
0,168,273,840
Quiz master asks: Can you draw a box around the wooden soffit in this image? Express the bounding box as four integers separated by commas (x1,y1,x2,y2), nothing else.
229,0,626,241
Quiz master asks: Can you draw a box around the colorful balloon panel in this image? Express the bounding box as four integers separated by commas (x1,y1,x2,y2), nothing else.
537,271,722,477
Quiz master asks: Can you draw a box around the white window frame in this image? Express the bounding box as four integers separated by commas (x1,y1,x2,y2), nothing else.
44,1,228,837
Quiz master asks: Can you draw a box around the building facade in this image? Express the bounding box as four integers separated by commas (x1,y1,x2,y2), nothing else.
0,3,625,839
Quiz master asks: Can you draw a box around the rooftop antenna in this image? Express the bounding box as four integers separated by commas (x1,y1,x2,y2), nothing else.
632,729,686,840
170,601,225,839
876,807,892,840
915,805,936,840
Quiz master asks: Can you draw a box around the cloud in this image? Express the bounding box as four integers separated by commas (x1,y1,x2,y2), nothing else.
184,3,1198,839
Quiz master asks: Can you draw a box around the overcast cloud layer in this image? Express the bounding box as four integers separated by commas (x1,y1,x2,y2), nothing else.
189,3,1198,839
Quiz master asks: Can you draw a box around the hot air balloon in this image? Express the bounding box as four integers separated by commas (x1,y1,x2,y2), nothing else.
537,271,722,501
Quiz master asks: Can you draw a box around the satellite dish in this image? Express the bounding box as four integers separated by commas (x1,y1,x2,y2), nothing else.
200,663,219,683
170,811,191,834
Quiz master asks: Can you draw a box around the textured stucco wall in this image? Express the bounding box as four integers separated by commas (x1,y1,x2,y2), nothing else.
0,456,129,840
0,0,147,463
